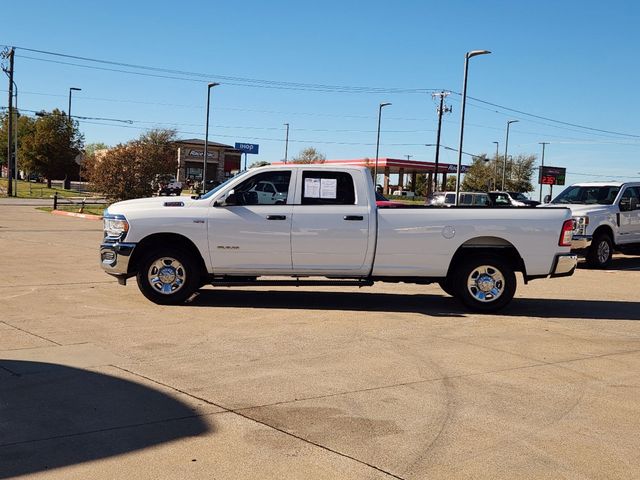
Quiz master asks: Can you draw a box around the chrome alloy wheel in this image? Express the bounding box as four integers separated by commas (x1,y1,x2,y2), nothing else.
147,257,186,295
466,265,505,303
596,240,611,265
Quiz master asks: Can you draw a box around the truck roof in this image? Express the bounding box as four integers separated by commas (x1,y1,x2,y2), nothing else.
568,181,636,187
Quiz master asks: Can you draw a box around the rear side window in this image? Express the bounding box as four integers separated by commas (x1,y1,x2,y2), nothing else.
301,171,356,205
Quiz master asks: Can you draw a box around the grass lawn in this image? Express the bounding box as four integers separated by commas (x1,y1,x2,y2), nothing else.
38,206,106,216
0,178,95,199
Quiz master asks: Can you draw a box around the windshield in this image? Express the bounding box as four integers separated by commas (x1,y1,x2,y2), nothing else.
200,170,251,200
551,185,620,205
508,192,528,201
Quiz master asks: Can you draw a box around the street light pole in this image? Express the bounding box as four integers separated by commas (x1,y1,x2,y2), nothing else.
455,50,491,205
13,81,18,196
538,142,549,203
203,82,220,192
68,87,81,120
374,102,391,187
492,141,499,190
283,123,289,163
502,120,519,190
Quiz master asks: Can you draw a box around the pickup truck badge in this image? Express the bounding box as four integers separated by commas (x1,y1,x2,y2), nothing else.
217,245,239,250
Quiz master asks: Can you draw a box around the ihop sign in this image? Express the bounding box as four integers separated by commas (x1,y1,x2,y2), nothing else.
234,143,259,155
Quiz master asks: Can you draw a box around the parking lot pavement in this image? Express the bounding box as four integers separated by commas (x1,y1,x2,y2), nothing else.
1,205,639,479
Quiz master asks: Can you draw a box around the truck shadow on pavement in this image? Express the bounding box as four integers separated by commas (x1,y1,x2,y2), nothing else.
0,361,210,478
190,290,640,321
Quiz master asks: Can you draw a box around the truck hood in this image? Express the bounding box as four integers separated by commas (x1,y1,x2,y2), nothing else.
107,195,195,215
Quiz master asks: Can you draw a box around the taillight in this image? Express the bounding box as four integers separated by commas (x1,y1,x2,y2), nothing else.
559,219,573,246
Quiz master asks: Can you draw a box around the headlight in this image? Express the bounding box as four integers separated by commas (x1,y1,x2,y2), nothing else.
103,214,129,239
572,216,589,235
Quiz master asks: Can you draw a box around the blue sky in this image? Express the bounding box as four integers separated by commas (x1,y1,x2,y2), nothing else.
3,0,640,196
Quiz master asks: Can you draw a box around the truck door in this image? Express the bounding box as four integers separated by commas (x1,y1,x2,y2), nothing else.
618,186,640,244
290,170,370,274
208,170,294,273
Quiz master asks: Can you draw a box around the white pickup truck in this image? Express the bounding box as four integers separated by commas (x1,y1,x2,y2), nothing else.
543,181,640,268
100,165,577,312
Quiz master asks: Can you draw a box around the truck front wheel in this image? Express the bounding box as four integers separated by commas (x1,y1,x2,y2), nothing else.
136,248,201,305
453,255,516,312
585,233,613,268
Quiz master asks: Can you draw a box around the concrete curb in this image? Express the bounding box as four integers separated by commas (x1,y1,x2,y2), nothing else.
51,209,103,221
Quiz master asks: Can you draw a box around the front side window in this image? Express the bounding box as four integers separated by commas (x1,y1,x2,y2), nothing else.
231,171,292,205
301,171,355,205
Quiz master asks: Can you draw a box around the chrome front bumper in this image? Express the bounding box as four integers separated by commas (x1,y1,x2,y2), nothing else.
551,253,578,278
570,234,592,250
100,242,137,277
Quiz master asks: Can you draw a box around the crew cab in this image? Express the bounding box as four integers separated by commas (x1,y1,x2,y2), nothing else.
100,165,577,312
542,181,640,268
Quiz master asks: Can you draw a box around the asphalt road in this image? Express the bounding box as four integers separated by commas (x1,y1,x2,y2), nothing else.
1,205,639,479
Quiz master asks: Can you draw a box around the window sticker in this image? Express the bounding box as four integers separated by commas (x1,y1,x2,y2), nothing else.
304,178,321,198
320,178,337,199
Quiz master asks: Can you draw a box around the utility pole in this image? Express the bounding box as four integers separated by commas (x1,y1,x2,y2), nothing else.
3,48,15,197
283,123,289,163
405,155,412,161
538,142,549,203
432,91,451,192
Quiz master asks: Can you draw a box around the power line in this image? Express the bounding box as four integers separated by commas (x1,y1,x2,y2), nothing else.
13,48,437,94
7,45,640,142
449,92,640,139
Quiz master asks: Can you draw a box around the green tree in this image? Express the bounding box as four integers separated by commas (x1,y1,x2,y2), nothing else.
249,160,270,169
19,109,84,188
291,147,325,164
461,155,492,192
84,142,109,157
445,175,457,191
461,153,536,193
413,174,427,196
0,112,36,170
85,129,177,200
505,154,536,192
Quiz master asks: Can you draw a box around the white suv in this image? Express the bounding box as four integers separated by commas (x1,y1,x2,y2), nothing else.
428,191,491,207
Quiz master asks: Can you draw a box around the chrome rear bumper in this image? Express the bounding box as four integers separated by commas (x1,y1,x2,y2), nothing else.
551,253,578,278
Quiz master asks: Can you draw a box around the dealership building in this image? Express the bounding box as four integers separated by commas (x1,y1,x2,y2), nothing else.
175,139,242,185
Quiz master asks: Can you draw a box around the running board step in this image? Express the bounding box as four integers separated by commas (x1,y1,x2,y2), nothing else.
210,279,374,288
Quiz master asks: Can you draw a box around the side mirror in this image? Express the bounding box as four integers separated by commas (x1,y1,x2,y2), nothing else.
223,190,238,206
543,195,551,204
620,198,632,212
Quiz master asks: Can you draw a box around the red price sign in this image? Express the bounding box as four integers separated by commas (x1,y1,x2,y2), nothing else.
541,175,556,185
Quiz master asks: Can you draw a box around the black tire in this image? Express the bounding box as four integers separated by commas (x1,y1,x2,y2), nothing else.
438,279,456,297
453,255,516,313
585,233,613,269
136,248,201,305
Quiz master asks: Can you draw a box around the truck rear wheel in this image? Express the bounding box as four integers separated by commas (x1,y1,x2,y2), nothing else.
585,233,613,268
136,248,200,305
453,255,516,312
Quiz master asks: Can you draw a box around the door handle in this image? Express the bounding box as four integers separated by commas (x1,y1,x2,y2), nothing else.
267,215,287,220
344,215,364,221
